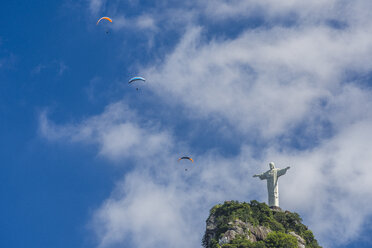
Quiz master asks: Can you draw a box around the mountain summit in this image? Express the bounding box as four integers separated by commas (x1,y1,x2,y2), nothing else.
202,200,322,248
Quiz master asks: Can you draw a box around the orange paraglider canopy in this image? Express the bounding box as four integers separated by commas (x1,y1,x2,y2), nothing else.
178,156,194,162
96,17,113,25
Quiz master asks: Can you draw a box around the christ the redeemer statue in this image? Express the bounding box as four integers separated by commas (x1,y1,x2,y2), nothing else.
253,162,290,208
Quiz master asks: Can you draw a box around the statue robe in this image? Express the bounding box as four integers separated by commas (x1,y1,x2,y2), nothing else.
258,168,288,207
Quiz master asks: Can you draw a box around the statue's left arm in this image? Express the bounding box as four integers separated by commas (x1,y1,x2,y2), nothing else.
278,166,290,177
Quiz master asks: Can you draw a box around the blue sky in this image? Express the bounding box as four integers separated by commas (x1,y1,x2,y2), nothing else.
2,1,372,247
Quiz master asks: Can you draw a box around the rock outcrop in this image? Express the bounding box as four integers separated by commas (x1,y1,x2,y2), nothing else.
202,200,321,248
218,219,271,242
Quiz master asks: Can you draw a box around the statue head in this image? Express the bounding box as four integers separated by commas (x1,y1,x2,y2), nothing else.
269,162,275,169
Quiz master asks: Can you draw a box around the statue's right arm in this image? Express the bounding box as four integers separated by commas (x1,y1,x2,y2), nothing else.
253,174,266,180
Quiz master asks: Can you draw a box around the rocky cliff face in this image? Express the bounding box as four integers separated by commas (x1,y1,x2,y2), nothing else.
202,200,321,248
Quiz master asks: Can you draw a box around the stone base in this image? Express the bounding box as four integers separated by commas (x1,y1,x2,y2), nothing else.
269,206,283,212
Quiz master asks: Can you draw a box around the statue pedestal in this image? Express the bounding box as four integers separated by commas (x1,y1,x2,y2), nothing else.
269,206,283,212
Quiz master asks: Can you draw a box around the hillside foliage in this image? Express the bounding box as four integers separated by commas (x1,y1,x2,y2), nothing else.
202,200,321,248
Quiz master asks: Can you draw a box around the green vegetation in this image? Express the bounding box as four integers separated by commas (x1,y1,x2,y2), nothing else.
202,200,322,248
264,232,298,248
207,232,298,248
221,236,266,248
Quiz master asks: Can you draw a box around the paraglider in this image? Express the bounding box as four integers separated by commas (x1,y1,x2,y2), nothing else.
96,17,112,25
178,156,194,162
128,76,146,91
178,156,194,171
96,17,112,35
128,76,146,84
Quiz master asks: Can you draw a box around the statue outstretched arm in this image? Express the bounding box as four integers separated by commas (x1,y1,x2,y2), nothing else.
278,166,290,177
253,173,266,180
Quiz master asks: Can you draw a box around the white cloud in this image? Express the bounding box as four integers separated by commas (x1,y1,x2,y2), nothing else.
93,172,200,248
109,15,158,32
201,0,340,20
143,23,372,139
89,0,106,14
39,101,173,162
135,15,157,30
